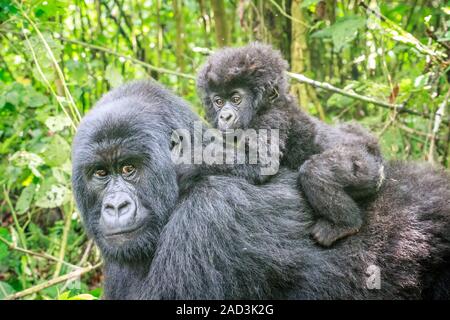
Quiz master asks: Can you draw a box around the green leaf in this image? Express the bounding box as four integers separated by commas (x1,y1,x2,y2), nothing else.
57,291,98,300
45,115,72,132
68,293,98,300
29,33,63,84
9,151,44,177
0,281,15,299
41,134,71,167
35,178,71,208
0,0,17,20
312,16,366,51
326,93,355,109
15,184,36,215
89,287,103,298
57,291,71,300
301,0,322,8
0,227,11,261
0,243,8,261
34,0,67,19
0,227,12,242
5,91,19,106
105,64,124,88
24,90,49,108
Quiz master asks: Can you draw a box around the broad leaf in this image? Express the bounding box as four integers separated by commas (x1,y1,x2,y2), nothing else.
15,184,36,215
312,16,366,51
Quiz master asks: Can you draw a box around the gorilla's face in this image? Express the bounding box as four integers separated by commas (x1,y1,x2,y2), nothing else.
72,100,179,262
206,86,256,132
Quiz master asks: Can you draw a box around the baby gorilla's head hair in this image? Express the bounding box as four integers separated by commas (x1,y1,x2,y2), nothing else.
196,43,290,130
197,42,289,105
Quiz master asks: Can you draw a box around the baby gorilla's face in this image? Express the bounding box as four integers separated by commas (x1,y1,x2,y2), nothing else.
208,87,255,132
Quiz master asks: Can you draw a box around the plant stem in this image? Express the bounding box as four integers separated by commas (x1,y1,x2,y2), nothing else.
3,262,103,300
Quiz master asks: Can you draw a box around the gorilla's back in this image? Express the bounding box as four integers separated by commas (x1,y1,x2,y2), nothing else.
259,162,450,299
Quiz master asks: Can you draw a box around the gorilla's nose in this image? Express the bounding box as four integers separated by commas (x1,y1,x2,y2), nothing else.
219,110,236,126
101,192,137,231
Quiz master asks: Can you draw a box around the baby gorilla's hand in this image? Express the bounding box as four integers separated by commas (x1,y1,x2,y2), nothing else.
298,145,382,247
310,219,360,247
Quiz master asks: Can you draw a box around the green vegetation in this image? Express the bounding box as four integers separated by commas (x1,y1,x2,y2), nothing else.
0,0,449,299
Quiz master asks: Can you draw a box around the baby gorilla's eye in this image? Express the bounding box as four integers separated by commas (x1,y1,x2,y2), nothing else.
94,168,108,178
214,97,224,108
231,95,241,105
122,164,136,176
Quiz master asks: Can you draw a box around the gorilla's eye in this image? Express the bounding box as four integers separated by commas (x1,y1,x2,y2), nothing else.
231,95,241,105
214,97,224,108
122,164,136,176
94,168,108,178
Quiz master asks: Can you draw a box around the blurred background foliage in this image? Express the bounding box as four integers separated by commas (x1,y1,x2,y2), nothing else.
0,0,449,299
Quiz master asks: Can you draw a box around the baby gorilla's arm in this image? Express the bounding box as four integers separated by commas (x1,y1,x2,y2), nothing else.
178,162,272,190
297,145,383,247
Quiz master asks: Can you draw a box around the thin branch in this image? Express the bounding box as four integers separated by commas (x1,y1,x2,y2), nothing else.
396,122,433,139
268,0,309,27
3,187,27,249
426,27,450,52
53,202,74,278
58,36,195,80
286,71,424,116
101,1,134,50
22,30,78,130
359,1,446,63
428,88,450,162
0,27,433,116
0,28,194,79
0,235,78,269
3,262,103,300
78,239,94,267
20,9,82,123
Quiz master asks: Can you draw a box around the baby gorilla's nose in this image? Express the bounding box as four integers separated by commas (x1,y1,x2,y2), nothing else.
218,110,236,127
101,191,137,234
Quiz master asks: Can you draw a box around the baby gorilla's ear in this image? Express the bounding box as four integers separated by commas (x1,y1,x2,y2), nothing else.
268,85,280,102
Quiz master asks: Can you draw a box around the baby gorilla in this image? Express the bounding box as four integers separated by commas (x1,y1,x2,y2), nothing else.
197,43,384,247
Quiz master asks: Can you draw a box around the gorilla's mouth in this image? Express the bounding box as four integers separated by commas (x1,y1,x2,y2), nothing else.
103,222,145,239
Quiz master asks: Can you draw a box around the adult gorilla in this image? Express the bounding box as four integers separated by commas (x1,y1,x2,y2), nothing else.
72,80,450,299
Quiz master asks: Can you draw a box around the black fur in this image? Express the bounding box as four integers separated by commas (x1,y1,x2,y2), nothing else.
196,42,385,246
72,80,450,299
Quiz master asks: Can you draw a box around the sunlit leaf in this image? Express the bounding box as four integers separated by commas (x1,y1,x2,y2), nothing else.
15,184,36,215
0,281,15,299
45,115,72,132
0,227,11,261
35,180,71,208
105,64,124,88
9,151,44,177
301,0,322,8
312,16,366,51
41,134,71,167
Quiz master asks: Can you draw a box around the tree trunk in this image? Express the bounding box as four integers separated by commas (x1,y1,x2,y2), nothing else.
198,0,211,47
211,0,229,47
264,0,292,61
172,0,186,93
290,0,325,120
